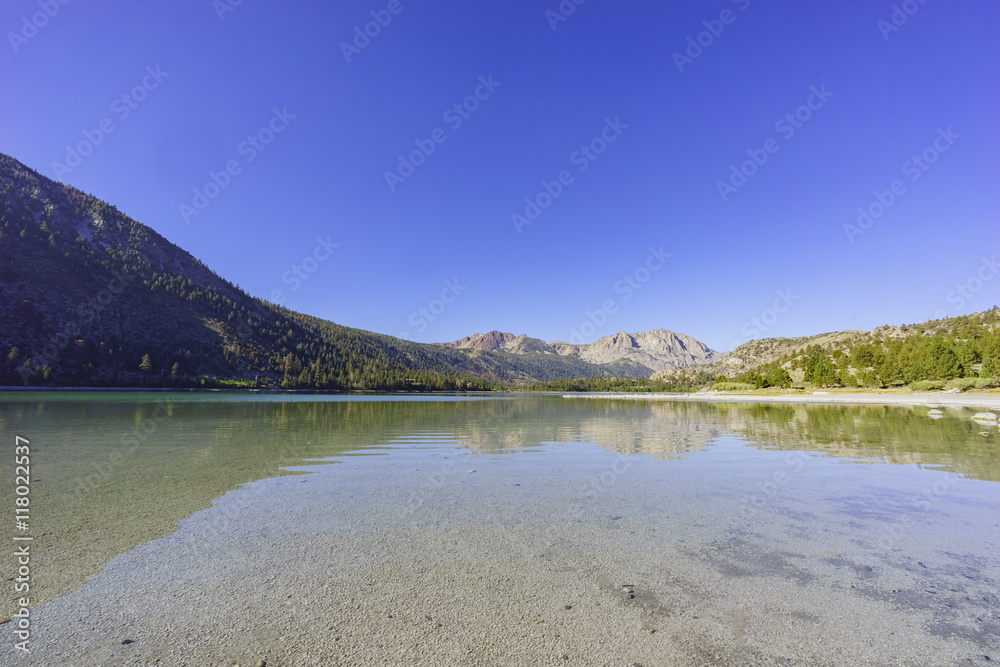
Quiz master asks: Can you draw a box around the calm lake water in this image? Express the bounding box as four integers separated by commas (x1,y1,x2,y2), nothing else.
2,392,998,665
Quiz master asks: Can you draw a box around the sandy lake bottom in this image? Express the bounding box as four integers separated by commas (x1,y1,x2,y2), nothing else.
2,394,998,666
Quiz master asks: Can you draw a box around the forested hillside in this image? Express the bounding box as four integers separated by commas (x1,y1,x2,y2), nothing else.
0,153,648,389
658,310,1000,392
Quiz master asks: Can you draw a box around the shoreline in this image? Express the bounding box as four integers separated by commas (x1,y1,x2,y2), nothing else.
0,386,504,395
562,390,1000,410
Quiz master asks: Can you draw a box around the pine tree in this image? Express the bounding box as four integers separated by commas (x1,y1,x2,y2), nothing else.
929,340,961,379
903,361,926,384
804,348,838,386
879,356,904,385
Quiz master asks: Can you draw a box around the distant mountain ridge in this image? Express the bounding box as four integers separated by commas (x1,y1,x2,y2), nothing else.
440,329,720,373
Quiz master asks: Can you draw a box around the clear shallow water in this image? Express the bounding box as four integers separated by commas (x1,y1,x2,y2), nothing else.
2,393,998,665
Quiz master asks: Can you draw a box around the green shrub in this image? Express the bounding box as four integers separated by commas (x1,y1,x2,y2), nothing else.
909,380,946,391
940,377,998,392
945,378,978,392
711,382,755,392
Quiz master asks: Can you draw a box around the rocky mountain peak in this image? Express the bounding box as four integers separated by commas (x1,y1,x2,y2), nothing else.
439,327,719,374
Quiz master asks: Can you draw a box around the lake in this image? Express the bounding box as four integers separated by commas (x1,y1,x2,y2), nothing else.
2,392,998,665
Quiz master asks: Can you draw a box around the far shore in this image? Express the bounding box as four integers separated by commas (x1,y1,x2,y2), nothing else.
563,389,1000,410
4,386,1000,411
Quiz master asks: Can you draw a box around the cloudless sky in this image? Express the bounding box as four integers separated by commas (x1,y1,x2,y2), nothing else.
2,0,998,351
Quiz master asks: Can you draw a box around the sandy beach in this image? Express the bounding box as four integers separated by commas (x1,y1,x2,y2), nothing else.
564,390,1000,410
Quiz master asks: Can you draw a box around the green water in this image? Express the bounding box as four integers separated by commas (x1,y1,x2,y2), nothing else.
1,392,998,663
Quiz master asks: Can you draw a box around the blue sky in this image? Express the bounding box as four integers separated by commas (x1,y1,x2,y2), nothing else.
2,0,998,352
